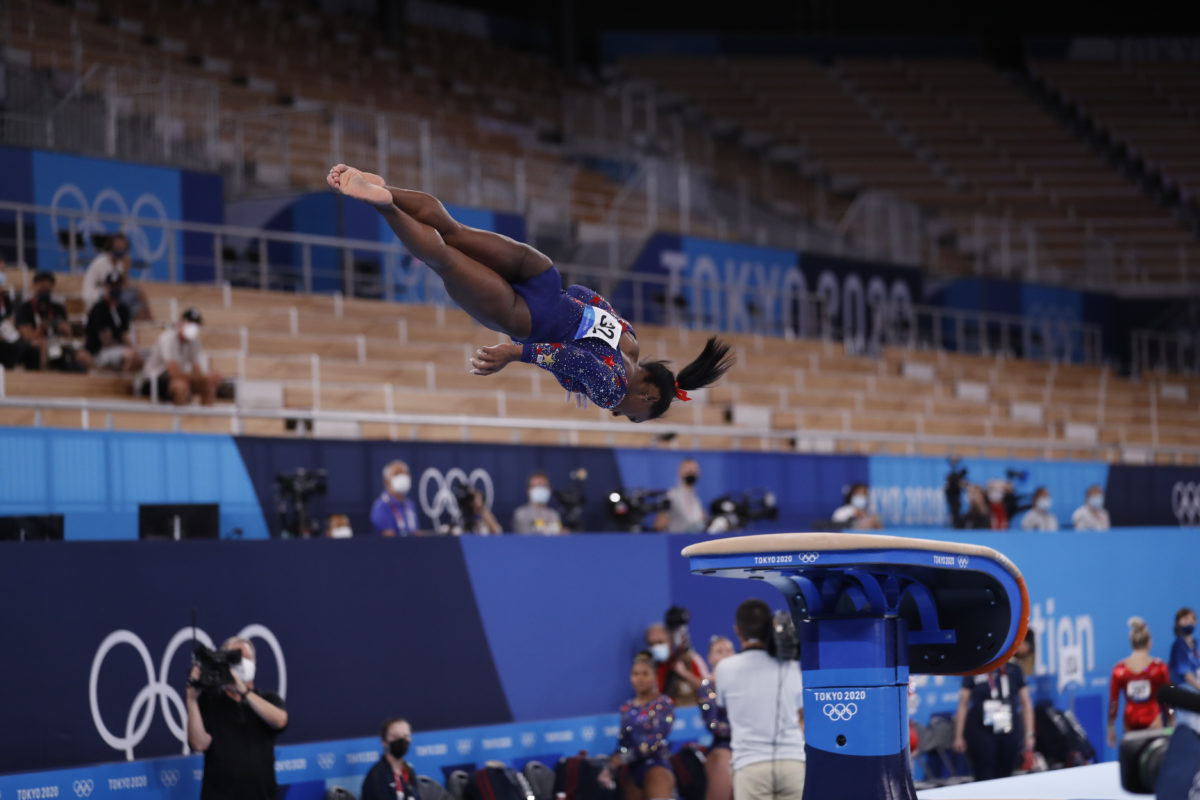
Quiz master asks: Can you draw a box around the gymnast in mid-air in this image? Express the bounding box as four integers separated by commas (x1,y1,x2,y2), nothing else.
327,164,733,422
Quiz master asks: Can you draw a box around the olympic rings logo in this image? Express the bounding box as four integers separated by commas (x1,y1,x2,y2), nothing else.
1173,482,1200,526
317,753,336,770
418,467,494,522
957,556,970,569
73,780,95,797
822,703,858,721
49,183,170,263
799,553,819,564
88,624,285,760
158,770,180,788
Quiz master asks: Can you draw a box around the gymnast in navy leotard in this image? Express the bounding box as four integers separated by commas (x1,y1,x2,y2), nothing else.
328,164,733,422
610,652,676,800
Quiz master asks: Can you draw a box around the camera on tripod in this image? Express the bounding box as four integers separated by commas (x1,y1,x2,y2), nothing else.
275,467,328,537
553,468,588,531
606,488,670,532
706,490,779,533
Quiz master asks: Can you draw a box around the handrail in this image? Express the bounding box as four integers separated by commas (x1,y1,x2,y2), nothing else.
1,395,1197,462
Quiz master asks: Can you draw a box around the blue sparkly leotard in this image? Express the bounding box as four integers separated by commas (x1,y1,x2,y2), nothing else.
698,679,731,750
514,274,635,410
615,694,675,787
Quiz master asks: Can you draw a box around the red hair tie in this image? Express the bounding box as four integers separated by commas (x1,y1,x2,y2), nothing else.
674,381,690,402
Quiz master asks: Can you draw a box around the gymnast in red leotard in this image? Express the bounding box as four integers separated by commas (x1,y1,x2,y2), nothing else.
1107,616,1170,746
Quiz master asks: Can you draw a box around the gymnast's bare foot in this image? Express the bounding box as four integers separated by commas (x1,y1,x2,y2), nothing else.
327,164,391,206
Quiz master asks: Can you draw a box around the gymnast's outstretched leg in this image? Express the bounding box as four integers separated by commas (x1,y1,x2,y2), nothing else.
328,165,532,340
327,164,552,283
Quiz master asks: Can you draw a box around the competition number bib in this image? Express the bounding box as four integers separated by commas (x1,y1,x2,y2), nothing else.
576,306,621,350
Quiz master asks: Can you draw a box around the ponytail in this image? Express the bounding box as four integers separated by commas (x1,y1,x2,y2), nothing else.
642,337,735,420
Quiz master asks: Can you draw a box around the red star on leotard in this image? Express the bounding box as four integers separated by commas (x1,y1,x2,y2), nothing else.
603,354,616,369
591,296,601,305
551,343,564,350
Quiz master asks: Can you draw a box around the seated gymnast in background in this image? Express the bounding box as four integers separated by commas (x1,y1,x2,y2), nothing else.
327,164,733,422
612,651,676,800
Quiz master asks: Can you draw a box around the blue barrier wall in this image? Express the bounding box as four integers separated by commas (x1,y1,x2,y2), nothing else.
0,146,223,280
5,428,1200,538
0,528,1196,781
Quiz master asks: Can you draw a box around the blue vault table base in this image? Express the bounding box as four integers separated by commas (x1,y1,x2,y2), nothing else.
683,533,1030,800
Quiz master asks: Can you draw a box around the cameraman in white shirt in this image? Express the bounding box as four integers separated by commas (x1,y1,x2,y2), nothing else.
714,599,805,800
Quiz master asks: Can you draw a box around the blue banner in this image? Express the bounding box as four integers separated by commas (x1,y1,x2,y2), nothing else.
866,455,1110,529
0,147,222,277
621,234,922,345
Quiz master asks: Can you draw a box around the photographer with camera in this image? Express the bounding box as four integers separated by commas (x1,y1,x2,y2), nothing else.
361,718,417,800
512,471,565,534
654,458,707,533
370,460,421,536
713,599,805,800
186,637,288,799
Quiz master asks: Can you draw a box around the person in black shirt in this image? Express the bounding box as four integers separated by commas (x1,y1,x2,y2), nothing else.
84,272,142,372
952,655,1035,781
1,271,38,370
186,636,289,800
361,718,418,800
15,271,90,371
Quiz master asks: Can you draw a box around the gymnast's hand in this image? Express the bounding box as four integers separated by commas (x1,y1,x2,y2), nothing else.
470,343,521,376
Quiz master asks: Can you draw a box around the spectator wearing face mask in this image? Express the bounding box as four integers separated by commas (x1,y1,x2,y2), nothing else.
82,232,150,320
16,271,91,371
370,460,420,536
361,718,417,800
325,514,353,539
140,308,221,404
85,272,143,373
1020,487,1058,531
655,458,707,532
511,471,564,534
1071,485,1111,531
831,483,883,531
186,636,288,800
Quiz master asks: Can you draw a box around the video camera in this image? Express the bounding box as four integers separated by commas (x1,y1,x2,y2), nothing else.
275,467,328,537
768,610,800,661
189,644,243,692
1120,685,1200,798
606,488,670,532
707,490,779,534
553,468,588,531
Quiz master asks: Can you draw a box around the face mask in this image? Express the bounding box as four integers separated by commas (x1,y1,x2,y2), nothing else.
231,658,256,684
683,474,698,486
388,738,410,759
36,290,52,304
851,494,867,510
649,643,670,662
181,322,200,341
1182,625,1196,637
1035,497,1052,512
987,490,1005,504
390,474,411,495
1088,494,1104,509
330,526,352,539
529,486,551,505
112,248,127,258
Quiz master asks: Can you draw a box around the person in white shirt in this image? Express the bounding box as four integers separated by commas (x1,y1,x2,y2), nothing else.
82,233,150,319
655,458,707,532
140,307,221,404
1020,487,1059,532
831,483,882,530
714,599,805,800
1071,485,1111,531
